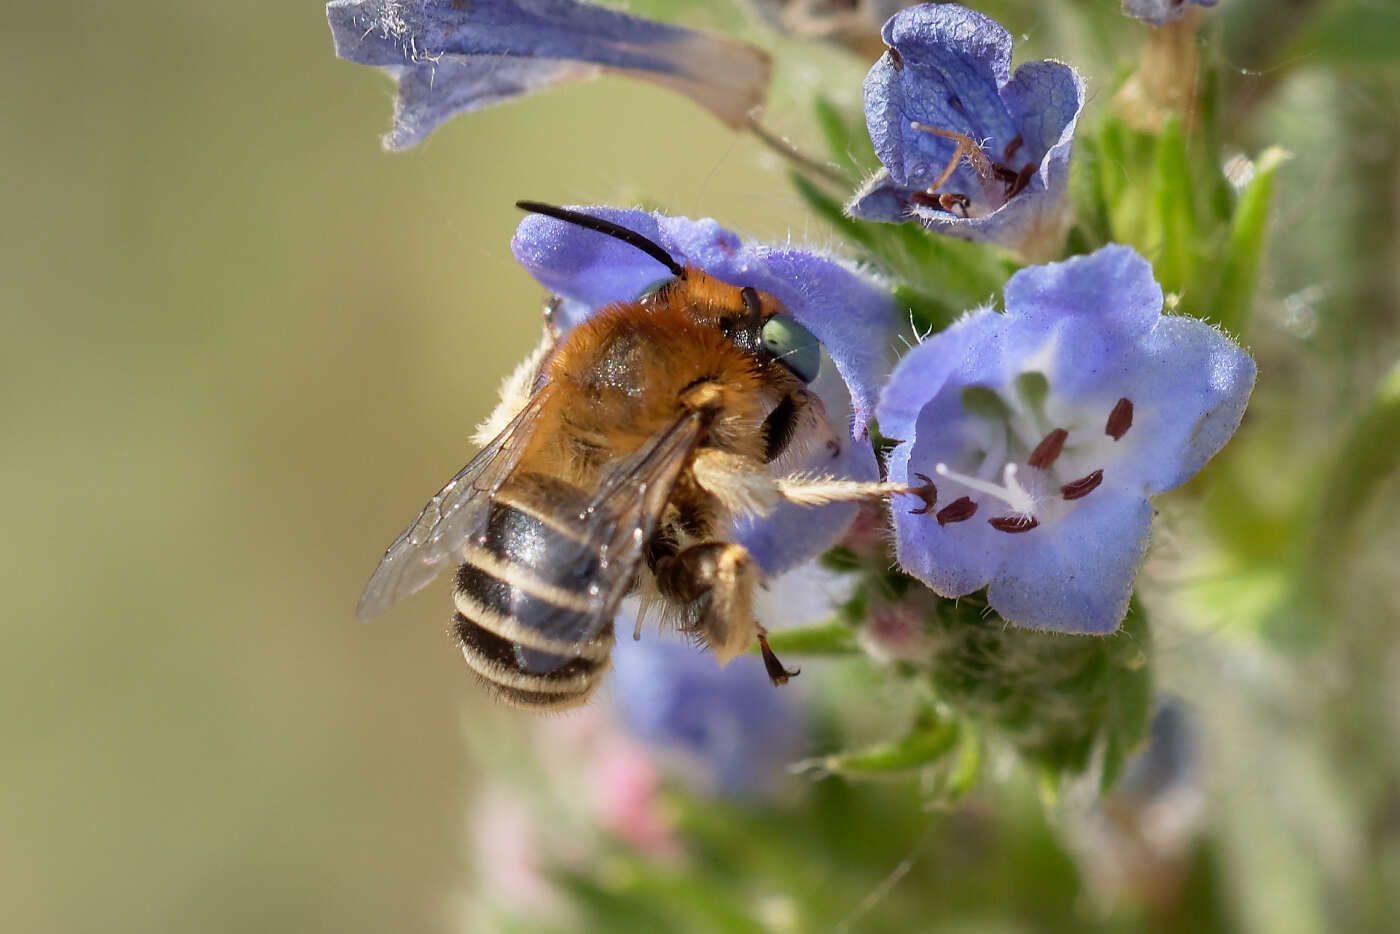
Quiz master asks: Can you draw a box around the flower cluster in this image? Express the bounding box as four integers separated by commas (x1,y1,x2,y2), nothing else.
330,0,1262,805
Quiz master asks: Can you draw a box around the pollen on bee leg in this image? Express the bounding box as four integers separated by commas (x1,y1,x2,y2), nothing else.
1106,398,1134,440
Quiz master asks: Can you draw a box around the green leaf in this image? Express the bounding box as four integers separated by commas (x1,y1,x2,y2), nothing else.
1149,114,1195,294
787,169,877,251
804,709,961,776
754,619,859,656
1208,147,1289,336
812,95,863,179
1314,357,1400,543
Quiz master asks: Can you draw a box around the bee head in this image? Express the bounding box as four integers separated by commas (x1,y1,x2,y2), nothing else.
515,201,822,384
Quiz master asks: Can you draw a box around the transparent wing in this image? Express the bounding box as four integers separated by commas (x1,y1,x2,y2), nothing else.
535,410,706,646
356,396,546,620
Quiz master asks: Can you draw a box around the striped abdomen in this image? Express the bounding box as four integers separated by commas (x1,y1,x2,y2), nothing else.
452,476,615,711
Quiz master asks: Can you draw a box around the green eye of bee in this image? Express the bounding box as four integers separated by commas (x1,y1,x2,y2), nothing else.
636,278,673,299
760,316,821,383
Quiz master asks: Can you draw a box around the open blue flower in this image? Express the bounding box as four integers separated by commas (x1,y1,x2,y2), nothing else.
1122,0,1217,28
512,206,895,573
327,0,770,150
879,245,1255,634
845,4,1084,255
608,634,805,798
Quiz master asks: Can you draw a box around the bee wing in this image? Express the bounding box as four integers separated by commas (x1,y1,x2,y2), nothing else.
518,410,706,648
356,396,546,621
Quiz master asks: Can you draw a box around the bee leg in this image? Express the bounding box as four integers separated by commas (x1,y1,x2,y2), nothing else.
652,541,798,685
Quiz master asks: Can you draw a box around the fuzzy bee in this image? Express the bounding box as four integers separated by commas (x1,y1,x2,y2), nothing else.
357,202,901,711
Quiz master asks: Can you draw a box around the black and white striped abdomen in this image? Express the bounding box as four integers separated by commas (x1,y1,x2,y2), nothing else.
452,480,615,711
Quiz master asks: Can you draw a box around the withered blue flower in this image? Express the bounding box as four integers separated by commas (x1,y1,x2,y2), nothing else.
1122,0,1217,28
327,0,770,149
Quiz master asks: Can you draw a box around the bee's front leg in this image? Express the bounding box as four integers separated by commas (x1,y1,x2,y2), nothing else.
650,541,799,686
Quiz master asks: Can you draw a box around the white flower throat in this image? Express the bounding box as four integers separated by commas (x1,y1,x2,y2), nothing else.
908,371,1132,533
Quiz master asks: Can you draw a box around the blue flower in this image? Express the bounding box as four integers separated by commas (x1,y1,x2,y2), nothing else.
608,622,805,798
845,4,1084,255
879,245,1255,634
512,206,895,573
327,0,770,150
1122,0,1217,28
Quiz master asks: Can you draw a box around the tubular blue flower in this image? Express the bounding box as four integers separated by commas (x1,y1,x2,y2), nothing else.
1122,0,1217,28
879,245,1255,634
608,622,806,798
845,4,1084,255
511,206,895,573
326,0,770,150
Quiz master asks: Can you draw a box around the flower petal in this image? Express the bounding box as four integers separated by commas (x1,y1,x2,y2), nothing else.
384,57,597,151
327,0,769,148
1105,315,1257,495
986,490,1152,634
1003,244,1164,337
866,4,1017,189
1122,0,1218,28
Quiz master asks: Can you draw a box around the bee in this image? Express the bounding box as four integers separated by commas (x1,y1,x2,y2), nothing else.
357,202,900,711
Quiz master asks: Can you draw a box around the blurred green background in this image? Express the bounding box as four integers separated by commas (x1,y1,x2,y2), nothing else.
0,3,831,932
4,1,1400,932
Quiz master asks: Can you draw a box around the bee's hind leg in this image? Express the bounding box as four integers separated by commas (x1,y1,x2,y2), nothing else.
650,540,799,686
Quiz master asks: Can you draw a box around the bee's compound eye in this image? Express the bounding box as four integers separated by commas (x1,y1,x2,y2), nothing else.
761,316,821,383
636,278,674,300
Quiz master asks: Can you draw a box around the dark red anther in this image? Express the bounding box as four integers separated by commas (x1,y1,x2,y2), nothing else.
1060,469,1104,501
992,162,1019,184
1003,134,1023,162
988,514,1039,533
938,192,971,217
1006,162,1037,199
907,473,938,515
1028,428,1069,469
936,496,978,525
886,46,904,69
1106,398,1134,440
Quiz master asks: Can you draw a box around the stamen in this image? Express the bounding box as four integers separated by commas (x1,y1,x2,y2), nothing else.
935,462,1036,515
989,515,1039,533
885,45,903,70
907,473,938,515
1005,162,1037,199
1106,398,1134,440
1028,428,1068,469
936,497,977,525
1003,134,1023,162
939,192,970,216
1061,469,1104,501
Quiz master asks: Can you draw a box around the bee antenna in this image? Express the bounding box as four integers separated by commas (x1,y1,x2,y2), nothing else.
515,201,685,279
